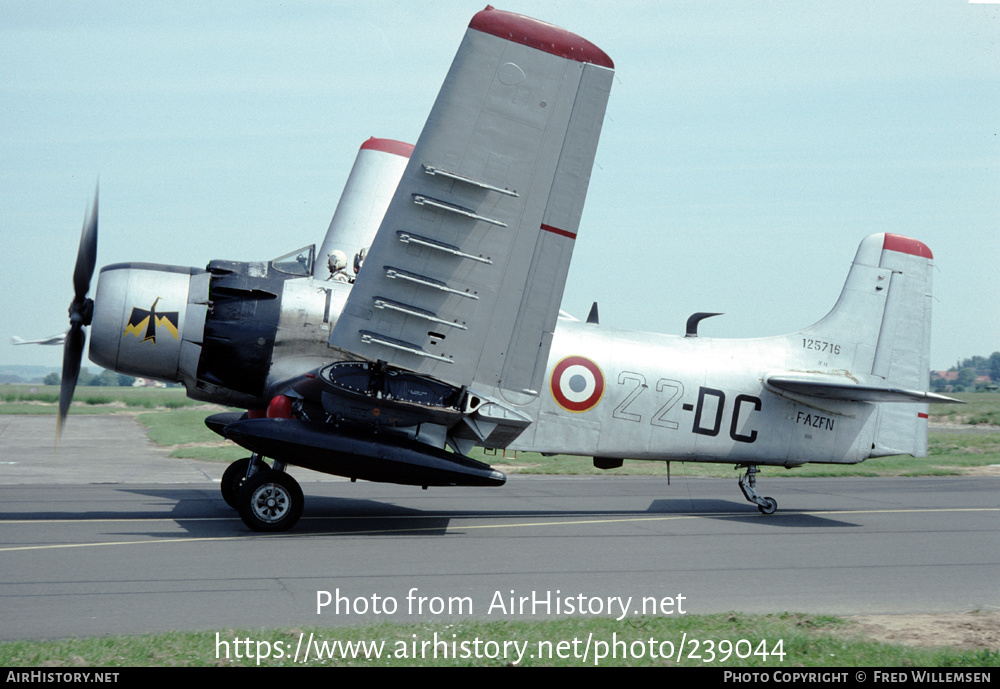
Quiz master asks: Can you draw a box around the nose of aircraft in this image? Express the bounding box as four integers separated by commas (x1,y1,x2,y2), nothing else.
88,262,208,384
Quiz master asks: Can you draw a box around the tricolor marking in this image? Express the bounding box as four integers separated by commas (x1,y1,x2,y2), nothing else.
550,355,605,412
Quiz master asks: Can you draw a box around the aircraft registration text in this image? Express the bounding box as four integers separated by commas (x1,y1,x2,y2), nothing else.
795,411,835,431
801,338,841,355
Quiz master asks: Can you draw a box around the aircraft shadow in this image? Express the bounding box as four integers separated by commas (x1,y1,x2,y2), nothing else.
648,499,861,528
129,488,862,537
10,487,859,539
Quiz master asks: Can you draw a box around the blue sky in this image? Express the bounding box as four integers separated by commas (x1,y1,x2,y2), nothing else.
2,0,997,372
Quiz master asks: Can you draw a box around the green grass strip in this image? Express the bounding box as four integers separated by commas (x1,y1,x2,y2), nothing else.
1,613,996,667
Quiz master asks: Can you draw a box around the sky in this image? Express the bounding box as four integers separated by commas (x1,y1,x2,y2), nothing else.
1,0,997,373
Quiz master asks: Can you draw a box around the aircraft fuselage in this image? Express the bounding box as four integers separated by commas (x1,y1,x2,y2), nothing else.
90,247,927,476
510,319,875,467
256,274,883,469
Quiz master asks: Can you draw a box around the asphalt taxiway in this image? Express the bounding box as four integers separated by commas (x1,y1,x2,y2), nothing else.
1,415,997,641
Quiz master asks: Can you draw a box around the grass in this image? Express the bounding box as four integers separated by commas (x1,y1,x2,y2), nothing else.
0,384,198,414
929,392,1000,426
0,613,995,667
136,408,231,446
134,409,252,462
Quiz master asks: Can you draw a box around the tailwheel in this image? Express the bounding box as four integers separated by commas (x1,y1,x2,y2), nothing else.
221,455,264,509
737,464,779,515
238,469,304,532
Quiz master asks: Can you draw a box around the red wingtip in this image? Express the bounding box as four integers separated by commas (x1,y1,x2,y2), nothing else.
470,6,614,69
883,233,933,259
360,137,415,158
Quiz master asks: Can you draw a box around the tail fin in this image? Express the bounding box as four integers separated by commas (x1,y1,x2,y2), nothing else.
773,233,958,457
797,234,932,377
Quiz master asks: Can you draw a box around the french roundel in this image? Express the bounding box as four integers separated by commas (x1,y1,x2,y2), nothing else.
550,355,605,413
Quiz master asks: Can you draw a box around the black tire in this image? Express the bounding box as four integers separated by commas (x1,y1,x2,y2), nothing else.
238,470,304,532
221,457,259,509
757,497,777,515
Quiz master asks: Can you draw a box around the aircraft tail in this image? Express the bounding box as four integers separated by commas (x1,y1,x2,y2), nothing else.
768,233,959,458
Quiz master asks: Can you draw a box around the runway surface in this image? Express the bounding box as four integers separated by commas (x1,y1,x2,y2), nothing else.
1,415,997,641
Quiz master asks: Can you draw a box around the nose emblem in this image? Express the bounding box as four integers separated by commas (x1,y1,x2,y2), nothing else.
123,297,179,344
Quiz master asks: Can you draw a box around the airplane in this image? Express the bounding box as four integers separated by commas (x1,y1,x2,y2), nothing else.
56,6,960,531
12,334,66,346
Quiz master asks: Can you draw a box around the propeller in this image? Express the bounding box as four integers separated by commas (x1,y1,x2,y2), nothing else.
57,189,99,442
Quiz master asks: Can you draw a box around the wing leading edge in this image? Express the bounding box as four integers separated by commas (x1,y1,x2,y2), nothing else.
328,7,614,399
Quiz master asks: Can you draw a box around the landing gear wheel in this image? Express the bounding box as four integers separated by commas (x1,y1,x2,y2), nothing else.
737,464,779,515
221,456,262,509
238,470,304,532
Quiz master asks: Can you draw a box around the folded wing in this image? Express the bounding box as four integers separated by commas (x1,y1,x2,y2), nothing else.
329,7,614,399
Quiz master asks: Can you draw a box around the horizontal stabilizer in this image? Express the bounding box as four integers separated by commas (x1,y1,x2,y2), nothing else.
215,416,506,487
765,372,963,404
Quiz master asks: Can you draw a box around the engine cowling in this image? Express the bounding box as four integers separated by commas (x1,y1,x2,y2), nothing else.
88,258,314,408
89,263,209,390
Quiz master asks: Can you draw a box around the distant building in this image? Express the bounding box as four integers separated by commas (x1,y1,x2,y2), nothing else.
132,378,167,388
932,371,959,381
931,371,992,387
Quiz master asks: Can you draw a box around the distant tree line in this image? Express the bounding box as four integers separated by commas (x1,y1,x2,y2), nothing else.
931,352,1000,392
43,368,136,387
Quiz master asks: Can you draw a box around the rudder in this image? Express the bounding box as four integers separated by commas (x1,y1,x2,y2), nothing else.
868,234,935,456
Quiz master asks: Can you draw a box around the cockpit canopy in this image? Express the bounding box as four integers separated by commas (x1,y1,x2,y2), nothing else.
270,245,315,277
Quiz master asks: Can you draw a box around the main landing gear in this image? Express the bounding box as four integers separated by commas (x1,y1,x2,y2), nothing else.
222,454,304,532
737,464,777,515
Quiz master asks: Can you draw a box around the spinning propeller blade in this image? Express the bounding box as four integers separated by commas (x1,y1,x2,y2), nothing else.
57,189,98,441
